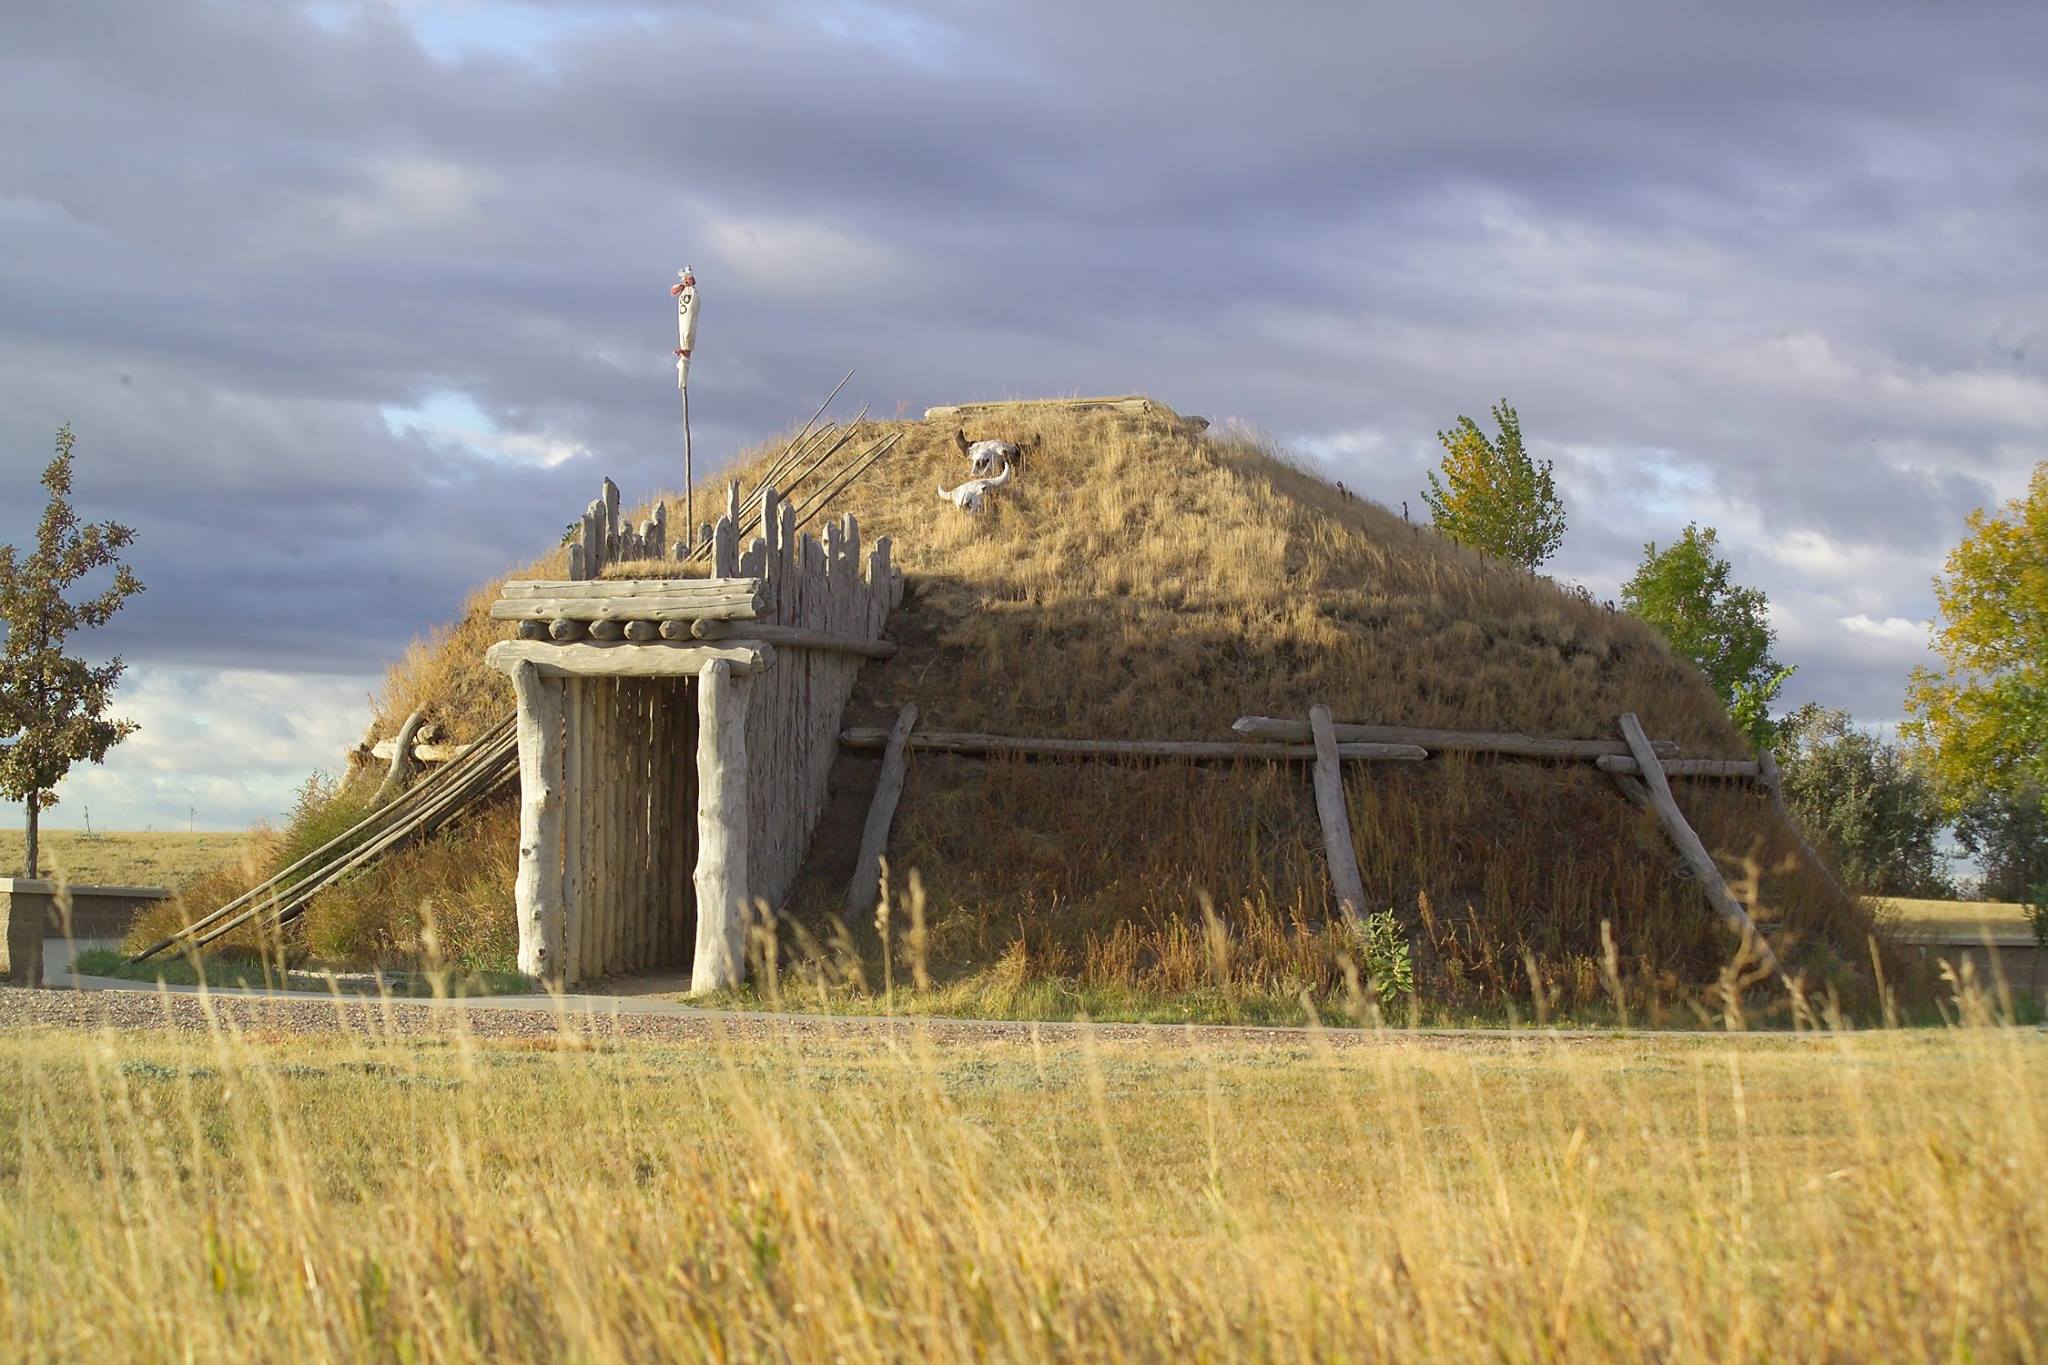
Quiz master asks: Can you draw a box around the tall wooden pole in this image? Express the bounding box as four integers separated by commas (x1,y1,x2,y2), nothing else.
673,266,699,544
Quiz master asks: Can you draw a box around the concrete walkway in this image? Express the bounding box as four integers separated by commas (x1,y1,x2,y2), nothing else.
40,936,753,1022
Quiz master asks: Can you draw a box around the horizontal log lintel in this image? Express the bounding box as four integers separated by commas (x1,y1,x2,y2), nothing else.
490,596,761,623
485,639,773,679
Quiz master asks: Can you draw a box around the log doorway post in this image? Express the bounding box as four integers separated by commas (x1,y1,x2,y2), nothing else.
692,657,753,993
510,660,567,981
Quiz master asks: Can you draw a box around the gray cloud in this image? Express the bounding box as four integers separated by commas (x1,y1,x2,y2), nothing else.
3,0,2044,825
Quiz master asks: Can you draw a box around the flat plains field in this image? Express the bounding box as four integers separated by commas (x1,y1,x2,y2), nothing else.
0,989,2042,1360
1879,896,2034,937
0,830,243,888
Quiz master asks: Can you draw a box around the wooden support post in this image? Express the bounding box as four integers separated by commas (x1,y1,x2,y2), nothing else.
679,679,704,965
845,703,919,917
1608,771,1652,812
1309,704,1369,923
561,678,584,982
372,710,426,806
692,658,752,993
1617,713,1779,973
587,681,609,980
510,661,565,981
605,679,625,976
638,681,657,970
580,683,600,980
713,517,738,578
644,682,662,971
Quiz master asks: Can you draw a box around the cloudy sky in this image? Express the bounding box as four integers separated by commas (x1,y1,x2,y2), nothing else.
3,0,2043,831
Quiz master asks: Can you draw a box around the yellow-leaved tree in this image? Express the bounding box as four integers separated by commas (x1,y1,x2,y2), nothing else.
1903,463,2047,887
1421,401,1567,570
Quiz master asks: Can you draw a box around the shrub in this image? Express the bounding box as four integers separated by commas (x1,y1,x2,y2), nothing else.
1341,910,1415,1005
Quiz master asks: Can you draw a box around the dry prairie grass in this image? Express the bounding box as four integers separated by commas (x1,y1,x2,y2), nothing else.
277,408,1890,1007
2,1000,2043,1360
125,792,519,973
0,830,246,889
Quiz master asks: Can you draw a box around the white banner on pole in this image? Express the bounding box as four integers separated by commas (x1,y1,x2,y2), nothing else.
673,266,699,389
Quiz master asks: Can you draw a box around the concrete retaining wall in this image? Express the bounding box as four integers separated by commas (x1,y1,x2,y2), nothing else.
0,878,171,941
1897,933,2046,1007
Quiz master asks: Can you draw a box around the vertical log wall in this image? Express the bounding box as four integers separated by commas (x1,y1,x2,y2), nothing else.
534,676,702,984
493,476,899,988
729,487,898,917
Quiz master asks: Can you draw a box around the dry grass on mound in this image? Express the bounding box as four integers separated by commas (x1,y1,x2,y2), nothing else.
4,1013,2044,1360
306,407,1890,1007
759,748,1902,1023
127,796,518,975
366,407,1738,748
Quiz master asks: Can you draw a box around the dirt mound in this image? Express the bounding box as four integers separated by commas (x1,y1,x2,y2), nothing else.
356,403,1886,1012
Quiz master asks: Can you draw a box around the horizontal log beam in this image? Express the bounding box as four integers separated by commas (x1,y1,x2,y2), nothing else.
500,577,759,599
491,594,760,623
485,639,772,679
1230,716,1681,759
923,396,1193,424
689,619,898,658
840,728,1427,763
1595,755,1759,779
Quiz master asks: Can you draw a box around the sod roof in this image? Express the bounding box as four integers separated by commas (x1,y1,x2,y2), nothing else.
367,402,1891,1005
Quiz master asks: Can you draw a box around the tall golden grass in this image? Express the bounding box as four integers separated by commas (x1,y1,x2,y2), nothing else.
2,988,2043,1360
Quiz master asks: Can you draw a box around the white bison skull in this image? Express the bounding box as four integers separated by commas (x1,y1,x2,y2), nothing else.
937,461,1013,514
953,428,1023,478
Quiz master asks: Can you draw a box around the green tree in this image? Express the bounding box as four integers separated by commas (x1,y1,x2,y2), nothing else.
1776,704,1951,897
1421,401,1566,569
1902,462,2047,814
1621,523,1792,746
1952,783,2048,904
0,427,144,879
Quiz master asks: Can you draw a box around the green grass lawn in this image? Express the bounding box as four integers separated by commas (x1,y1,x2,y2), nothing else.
0,829,245,888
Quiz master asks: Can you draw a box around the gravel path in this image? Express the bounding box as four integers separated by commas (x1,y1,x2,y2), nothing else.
0,982,1863,1052
0,983,1400,1049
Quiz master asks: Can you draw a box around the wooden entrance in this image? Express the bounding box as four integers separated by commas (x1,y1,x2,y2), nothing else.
486,483,900,990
